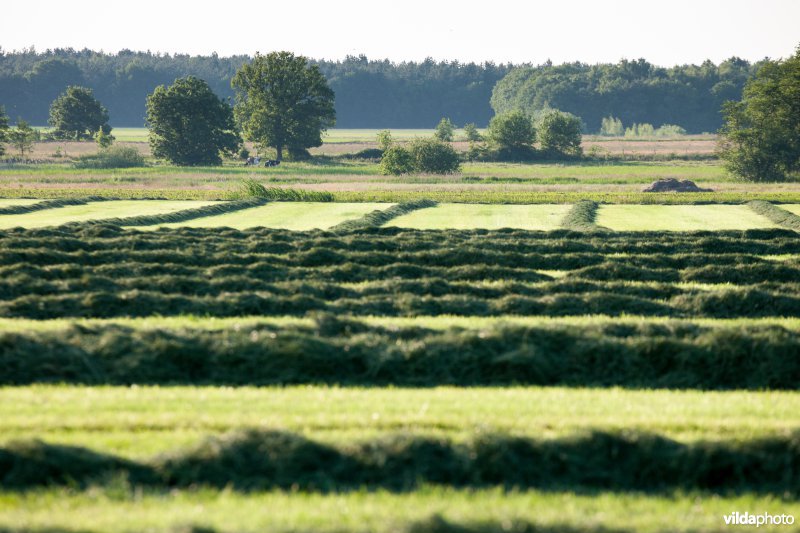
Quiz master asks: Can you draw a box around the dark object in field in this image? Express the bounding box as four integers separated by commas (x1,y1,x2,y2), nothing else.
642,178,712,193
264,159,280,167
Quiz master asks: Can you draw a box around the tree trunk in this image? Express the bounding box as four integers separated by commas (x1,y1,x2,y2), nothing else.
276,145,283,161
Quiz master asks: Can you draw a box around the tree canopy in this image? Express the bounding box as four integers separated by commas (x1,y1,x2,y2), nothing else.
232,52,336,161
718,47,800,182
48,86,111,140
146,76,240,166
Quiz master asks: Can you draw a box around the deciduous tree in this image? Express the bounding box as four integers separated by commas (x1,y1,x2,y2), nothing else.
48,86,111,140
537,110,583,156
718,46,800,182
146,76,241,166
232,52,335,161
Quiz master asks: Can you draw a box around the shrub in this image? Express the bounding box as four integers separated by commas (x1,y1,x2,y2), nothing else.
408,138,461,174
73,146,146,169
537,110,583,156
434,118,455,142
380,146,415,175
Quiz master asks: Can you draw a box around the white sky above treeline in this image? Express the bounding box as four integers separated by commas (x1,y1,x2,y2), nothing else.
1,0,798,66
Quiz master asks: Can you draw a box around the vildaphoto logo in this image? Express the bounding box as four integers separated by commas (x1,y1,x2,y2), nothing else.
723,512,795,527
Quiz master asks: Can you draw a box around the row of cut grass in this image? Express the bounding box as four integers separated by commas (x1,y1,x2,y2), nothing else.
2,385,798,458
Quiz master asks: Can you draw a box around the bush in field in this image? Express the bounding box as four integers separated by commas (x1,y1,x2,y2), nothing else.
380,145,415,175
0,106,9,156
462,123,483,142
73,146,146,169
434,117,455,142
655,124,687,137
537,110,583,156
600,116,623,136
625,123,655,137
94,127,114,148
487,111,536,160
409,138,461,173
146,76,241,166
718,46,800,182
7,120,37,157
376,129,393,151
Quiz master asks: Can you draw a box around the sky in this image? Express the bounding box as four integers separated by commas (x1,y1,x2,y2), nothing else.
1,0,798,66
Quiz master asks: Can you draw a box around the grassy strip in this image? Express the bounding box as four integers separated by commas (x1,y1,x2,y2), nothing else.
70,199,269,227
0,197,109,215
748,200,800,231
237,179,334,202
330,200,438,232
559,200,608,231
1,317,799,388
4,489,796,533
2,428,799,494
4,385,797,457
7,187,800,204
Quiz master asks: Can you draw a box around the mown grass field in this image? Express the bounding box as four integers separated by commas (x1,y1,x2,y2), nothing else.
596,204,778,231
2,133,799,532
1,199,797,230
147,202,392,230
0,200,218,229
1,220,799,531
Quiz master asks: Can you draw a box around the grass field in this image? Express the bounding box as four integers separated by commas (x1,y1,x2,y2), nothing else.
390,203,571,229
3,385,797,457
596,204,778,231
6,487,795,533
1,199,794,230
0,200,218,229
142,202,391,230
2,133,799,533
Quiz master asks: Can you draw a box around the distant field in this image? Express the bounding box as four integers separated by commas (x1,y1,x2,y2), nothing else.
389,203,571,229
0,200,217,229
596,204,778,231
0,200,795,230
142,201,391,230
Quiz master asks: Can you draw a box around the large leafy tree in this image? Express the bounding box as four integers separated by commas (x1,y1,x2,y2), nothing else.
232,52,335,161
718,46,800,182
49,86,111,140
146,76,241,166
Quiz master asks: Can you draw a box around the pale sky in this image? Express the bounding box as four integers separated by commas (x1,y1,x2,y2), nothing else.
2,0,798,65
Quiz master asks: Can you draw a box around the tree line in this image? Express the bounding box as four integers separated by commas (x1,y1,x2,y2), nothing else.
0,49,759,131
0,49,509,128
491,58,759,133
